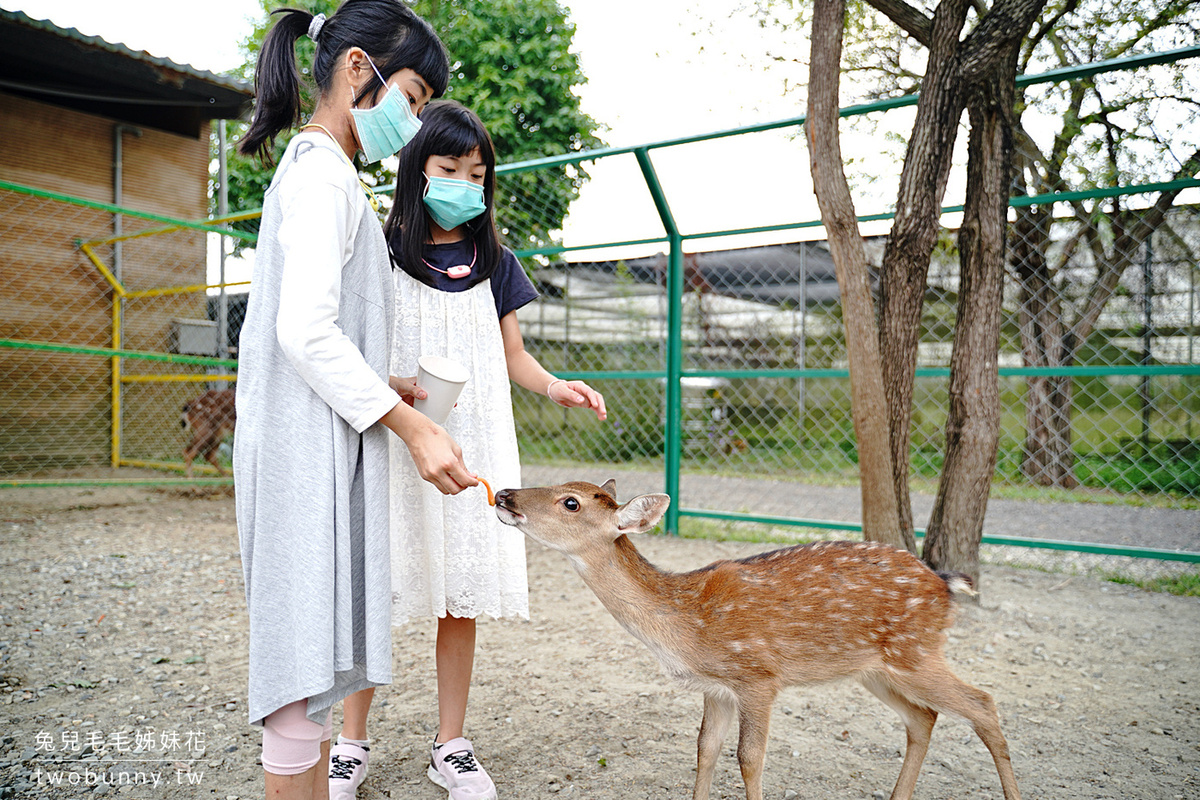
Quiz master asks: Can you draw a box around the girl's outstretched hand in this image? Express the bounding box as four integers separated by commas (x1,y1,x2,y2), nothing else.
389,375,427,407
548,379,607,421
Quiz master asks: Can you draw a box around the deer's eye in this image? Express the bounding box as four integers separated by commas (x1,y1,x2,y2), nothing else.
563,497,580,512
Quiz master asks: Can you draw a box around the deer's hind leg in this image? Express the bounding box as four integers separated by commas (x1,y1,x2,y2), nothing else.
860,673,938,800
885,660,1022,800
203,439,226,475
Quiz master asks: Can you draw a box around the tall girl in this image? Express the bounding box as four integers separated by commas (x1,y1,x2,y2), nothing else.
335,101,606,800
233,4,474,799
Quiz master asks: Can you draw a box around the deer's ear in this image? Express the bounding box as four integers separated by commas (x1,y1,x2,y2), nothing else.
599,479,617,500
616,494,671,534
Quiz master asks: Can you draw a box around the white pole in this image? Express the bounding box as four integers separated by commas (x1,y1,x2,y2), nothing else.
218,120,230,372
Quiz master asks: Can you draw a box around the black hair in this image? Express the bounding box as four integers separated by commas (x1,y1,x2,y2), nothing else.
240,0,449,163
384,100,504,288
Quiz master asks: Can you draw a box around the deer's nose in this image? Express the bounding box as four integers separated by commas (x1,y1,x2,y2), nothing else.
493,489,515,507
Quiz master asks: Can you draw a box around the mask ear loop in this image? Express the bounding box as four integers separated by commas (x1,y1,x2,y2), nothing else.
352,54,391,109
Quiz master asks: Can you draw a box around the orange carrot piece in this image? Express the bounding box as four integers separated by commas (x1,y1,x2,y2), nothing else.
478,477,495,506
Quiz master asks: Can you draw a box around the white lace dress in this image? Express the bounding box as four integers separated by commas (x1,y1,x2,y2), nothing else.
388,269,528,623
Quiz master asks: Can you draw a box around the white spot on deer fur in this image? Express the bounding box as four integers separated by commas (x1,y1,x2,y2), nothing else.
906,597,922,609
729,641,745,653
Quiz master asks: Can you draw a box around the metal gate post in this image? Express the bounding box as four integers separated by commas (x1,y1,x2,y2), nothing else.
634,147,683,534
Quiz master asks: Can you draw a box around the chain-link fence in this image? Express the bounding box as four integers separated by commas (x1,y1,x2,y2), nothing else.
507,200,1199,582
2,50,1197,582
0,181,242,481
513,219,1199,498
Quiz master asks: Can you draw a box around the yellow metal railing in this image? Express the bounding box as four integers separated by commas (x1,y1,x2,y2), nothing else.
75,220,249,470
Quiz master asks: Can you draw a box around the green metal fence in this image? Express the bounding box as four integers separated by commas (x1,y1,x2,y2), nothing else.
2,46,1197,580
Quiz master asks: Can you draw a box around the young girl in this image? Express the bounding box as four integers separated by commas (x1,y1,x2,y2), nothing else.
334,101,606,800
233,5,475,800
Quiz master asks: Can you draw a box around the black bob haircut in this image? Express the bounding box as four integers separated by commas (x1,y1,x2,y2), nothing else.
384,100,503,289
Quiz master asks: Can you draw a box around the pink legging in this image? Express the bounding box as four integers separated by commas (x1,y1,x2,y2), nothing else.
261,700,333,775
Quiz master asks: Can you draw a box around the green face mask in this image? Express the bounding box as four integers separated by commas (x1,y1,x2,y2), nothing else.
423,175,487,231
350,58,422,163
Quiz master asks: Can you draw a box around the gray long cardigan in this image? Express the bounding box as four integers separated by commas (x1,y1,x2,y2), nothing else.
234,135,396,726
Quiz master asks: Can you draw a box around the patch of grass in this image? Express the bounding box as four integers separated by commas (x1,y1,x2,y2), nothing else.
1101,571,1200,597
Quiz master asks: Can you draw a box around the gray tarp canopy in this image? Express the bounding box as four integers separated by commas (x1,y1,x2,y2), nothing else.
557,241,860,307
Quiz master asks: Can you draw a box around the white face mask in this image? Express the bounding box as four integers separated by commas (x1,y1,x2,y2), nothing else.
349,57,422,163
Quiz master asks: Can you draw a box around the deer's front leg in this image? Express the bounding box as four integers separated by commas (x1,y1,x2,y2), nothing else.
694,690,737,800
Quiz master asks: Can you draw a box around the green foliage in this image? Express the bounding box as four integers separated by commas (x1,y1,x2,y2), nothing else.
414,0,603,250
215,0,602,251
1075,451,1200,498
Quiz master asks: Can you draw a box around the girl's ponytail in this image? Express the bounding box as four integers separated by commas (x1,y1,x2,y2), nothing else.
240,1,449,165
239,8,314,163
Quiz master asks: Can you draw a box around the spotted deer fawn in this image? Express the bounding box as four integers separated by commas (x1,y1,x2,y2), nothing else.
181,388,236,477
494,480,1020,800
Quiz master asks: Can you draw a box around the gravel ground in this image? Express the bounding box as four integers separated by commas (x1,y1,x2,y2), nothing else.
1,483,1198,799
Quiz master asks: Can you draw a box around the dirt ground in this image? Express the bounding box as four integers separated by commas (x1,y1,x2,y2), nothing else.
1,485,1198,799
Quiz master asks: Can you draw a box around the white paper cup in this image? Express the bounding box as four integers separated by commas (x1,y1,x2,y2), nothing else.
413,355,470,425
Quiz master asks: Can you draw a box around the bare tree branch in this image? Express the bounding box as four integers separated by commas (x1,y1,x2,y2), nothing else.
1071,146,1200,348
863,0,934,47
1020,0,1078,73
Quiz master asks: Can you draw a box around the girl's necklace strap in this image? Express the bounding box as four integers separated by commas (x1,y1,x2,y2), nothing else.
422,240,477,279
298,124,381,213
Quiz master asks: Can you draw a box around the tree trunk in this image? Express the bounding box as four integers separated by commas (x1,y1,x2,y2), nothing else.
1011,203,1079,486
807,0,908,549
873,0,972,539
923,72,1014,584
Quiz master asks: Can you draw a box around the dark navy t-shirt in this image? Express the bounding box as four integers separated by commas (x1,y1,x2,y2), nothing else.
399,237,539,320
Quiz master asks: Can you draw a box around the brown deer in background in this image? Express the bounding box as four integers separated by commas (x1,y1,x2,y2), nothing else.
494,480,1021,800
181,388,236,477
